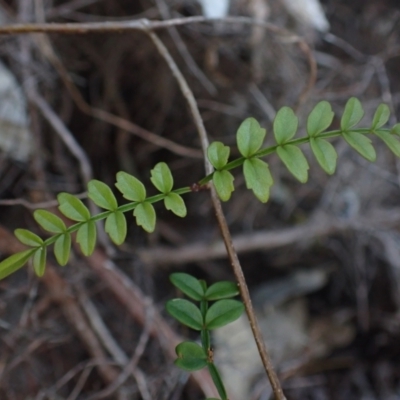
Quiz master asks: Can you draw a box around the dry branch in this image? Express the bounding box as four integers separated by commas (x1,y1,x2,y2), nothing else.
139,208,400,266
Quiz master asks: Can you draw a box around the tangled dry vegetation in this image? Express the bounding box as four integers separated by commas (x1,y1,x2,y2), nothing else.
1,0,400,399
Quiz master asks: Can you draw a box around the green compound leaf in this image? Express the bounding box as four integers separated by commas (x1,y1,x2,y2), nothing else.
166,299,203,330
105,211,127,245
243,158,273,203
150,162,174,194
174,341,208,371
115,171,146,202
343,131,376,162
236,117,266,158
273,106,298,144
205,299,244,330
277,144,309,183
307,100,334,137
54,233,71,266
170,272,205,301
375,131,400,158
372,104,390,130
391,123,400,135
208,363,228,400
76,221,97,256
34,210,67,233
134,202,156,233
213,170,235,202
88,180,118,211
164,193,187,218
33,247,46,277
310,138,338,175
58,193,91,222
0,249,35,280
207,141,230,170
341,97,364,130
14,229,43,247
205,281,239,300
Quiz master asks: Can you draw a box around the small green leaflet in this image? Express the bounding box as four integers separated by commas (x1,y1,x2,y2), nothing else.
166,298,203,330
174,341,208,371
341,97,364,130
243,158,273,203
310,138,337,175
34,210,66,233
273,106,298,144
213,170,235,202
375,131,400,158
343,131,376,161
33,247,46,277
54,233,71,266
205,299,244,330
236,117,266,158
115,171,146,202
205,281,239,300
170,273,205,301
392,123,400,135
88,180,118,211
164,193,187,218
371,104,390,130
14,229,43,247
0,249,35,280
134,202,156,233
58,193,91,222
307,101,334,137
277,145,309,183
207,142,230,170
105,211,127,245
76,221,97,256
150,162,174,194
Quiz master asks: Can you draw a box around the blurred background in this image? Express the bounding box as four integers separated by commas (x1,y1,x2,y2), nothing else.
1,0,400,399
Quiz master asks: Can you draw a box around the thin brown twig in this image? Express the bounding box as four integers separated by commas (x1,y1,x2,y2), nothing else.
76,286,130,365
154,0,217,95
0,15,300,35
138,208,400,265
84,297,153,400
0,192,87,209
146,30,211,173
210,187,286,400
30,91,93,186
0,16,316,105
0,226,119,385
46,0,103,19
33,32,202,159
67,366,93,400
30,89,112,251
145,27,286,400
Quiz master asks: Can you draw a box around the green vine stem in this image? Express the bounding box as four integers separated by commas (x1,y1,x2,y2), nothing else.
1,98,399,280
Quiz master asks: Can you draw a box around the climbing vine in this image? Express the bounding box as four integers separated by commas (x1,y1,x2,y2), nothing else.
0,97,399,280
